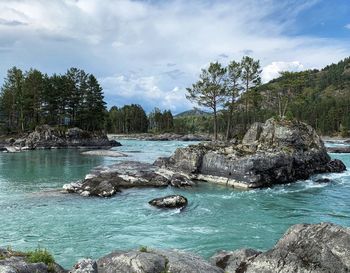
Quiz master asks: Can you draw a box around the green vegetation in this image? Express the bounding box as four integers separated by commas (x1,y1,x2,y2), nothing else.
0,67,106,133
139,246,148,252
26,248,55,265
0,246,55,267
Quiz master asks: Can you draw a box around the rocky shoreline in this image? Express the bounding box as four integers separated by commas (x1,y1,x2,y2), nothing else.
1,222,349,273
0,125,121,152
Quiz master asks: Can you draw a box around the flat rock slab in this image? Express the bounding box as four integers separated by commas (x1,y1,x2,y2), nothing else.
63,161,193,197
81,150,127,157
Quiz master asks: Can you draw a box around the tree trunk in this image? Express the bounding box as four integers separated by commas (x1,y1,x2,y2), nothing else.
213,106,218,141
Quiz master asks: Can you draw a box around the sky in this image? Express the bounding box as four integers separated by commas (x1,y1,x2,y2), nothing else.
0,0,349,114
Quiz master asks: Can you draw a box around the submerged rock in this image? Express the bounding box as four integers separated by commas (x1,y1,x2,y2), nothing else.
327,146,350,153
216,222,350,273
3,125,121,152
314,177,332,183
149,195,188,208
160,118,346,188
97,249,223,273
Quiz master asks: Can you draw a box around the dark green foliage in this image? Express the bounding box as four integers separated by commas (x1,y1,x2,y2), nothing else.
149,107,174,133
0,67,106,133
106,104,149,133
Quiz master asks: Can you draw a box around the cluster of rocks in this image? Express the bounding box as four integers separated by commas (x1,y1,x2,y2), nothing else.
2,223,349,273
156,118,346,188
110,133,211,141
62,118,347,201
62,161,194,198
1,125,121,152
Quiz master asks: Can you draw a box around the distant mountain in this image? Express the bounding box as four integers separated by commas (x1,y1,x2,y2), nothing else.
175,108,212,118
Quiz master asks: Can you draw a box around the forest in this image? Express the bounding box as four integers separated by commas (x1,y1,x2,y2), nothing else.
1,56,350,138
0,67,106,132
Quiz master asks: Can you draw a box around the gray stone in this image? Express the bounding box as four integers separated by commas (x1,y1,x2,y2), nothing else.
210,248,261,272
149,195,188,209
63,161,172,198
97,249,224,273
237,223,350,273
70,259,97,273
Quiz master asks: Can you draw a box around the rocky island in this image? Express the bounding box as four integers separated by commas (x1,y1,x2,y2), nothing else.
63,118,346,197
0,125,121,152
1,222,349,273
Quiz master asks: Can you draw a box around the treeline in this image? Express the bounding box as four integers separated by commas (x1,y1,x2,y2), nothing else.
105,106,174,134
0,67,106,132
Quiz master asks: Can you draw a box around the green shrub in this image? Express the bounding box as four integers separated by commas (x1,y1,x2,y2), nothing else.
139,246,148,252
26,248,55,265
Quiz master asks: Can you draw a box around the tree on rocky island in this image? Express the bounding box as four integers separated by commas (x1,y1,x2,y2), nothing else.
186,61,227,140
240,56,262,129
225,60,242,140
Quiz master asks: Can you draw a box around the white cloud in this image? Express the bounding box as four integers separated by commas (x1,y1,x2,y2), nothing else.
0,0,349,113
345,24,350,30
262,61,304,83
99,74,193,112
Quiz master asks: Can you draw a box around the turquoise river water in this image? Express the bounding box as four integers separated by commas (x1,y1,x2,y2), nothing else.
0,140,349,268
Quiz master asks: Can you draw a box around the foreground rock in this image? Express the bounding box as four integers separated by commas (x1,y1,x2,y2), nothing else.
0,248,65,273
149,195,188,208
63,161,193,197
3,125,121,152
157,118,346,188
97,248,223,273
212,222,350,273
327,146,350,153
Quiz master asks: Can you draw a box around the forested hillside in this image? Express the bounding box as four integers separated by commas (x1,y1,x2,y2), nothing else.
177,57,350,138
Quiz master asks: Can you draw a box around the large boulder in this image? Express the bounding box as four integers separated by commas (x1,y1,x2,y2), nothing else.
161,118,346,188
216,223,350,273
97,249,224,273
149,195,188,209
